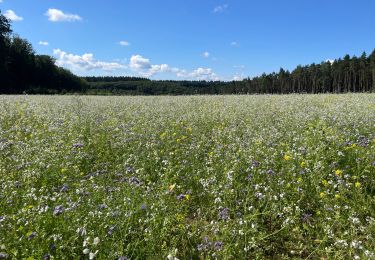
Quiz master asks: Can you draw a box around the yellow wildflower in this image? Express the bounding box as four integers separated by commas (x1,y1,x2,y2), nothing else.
355,182,361,188
320,192,326,198
176,214,184,222
284,154,292,161
335,169,342,176
300,161,306,168
322,180,328,186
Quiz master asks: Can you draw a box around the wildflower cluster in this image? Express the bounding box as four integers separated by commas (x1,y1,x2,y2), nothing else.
0,94,374,259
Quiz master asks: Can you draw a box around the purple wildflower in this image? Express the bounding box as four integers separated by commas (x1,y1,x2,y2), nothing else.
118,257,128,260
218,207,229,220
53,205,64,216
28,232,37,240
125,166,135,173
98,204,108,210
72,142,84,149
266,169,276,175
44,254,51,260
245,174,253,181
176,194,185,201
141,204,147,210
60,184,69,193
214,241,223,251
197,236,212,251
108,225,116,236
252,160,260,167
129,176,141,186
0,253,9,259
301,213,313,223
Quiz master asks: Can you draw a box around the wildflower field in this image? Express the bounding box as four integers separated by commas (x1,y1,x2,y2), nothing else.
0,94,374,259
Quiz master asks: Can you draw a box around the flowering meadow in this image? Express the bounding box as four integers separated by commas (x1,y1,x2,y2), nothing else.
0,94,374,259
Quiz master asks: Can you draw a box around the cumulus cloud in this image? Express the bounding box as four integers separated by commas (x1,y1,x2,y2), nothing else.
45,9,82,22
4,10,23,21
213,4,228,13
190,68,219,81
230,41,239,47
38,41,49,46
203,51,210,58
53,49,125,72
129,55,173,77
129,55,152,70
119,41,130,46
129,54,219,80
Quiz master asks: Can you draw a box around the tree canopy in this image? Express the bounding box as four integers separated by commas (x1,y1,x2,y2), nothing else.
85,52,375,95
0,10,87,94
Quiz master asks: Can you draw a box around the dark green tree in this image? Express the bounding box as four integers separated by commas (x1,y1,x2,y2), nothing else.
0,10,12,91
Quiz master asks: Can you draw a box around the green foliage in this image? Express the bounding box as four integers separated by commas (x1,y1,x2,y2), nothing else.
0,10,88,94
0,94,374,259
85,51,375,95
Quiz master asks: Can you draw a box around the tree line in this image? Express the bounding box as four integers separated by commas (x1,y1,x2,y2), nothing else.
85,52,375,95
0,10,87,94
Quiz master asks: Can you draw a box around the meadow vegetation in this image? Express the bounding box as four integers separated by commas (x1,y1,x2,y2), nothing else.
0,94,374,259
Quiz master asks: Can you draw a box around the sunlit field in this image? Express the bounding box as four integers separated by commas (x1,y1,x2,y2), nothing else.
0,94,374,259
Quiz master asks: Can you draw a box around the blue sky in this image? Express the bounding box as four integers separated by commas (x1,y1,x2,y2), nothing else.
1,0,375,80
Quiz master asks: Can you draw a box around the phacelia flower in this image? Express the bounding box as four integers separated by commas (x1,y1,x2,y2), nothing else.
53,205,64,216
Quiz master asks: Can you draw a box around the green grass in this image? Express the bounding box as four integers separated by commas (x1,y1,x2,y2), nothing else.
0,94,374,259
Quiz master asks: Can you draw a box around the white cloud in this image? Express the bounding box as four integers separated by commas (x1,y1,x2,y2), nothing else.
4,10,23,21
119,41,130,46
203,51,210,58
53,49,125,72
213,4,228,13
129,55,152,70
45,9,82,22
190,68,219,81
0,1,3,3
38,41,49,46
230,41,239,47
326,59,334,64
129,55,173,77
129,54,219,80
